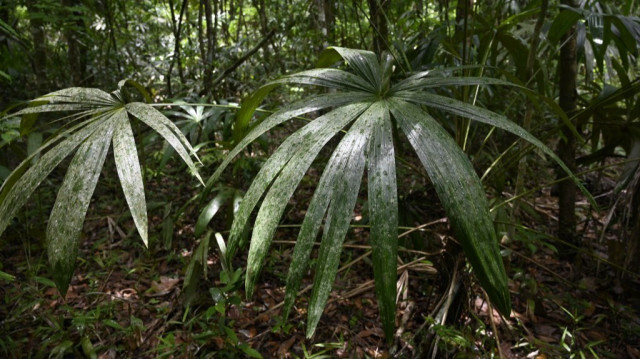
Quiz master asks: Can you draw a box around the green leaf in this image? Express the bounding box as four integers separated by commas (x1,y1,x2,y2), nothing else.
208,92,373,193
306,104,377,338
244,103,368,297
195,189,232,238
112,110,147,247
390,99,510,315
126,103,203,185
48,115,117,295
367,106,398,341
232,79,372,143
0,119,102,237
548,9,583,44
397,91,596,207
227,103,368,271
36,87,116,106
320,47,382,90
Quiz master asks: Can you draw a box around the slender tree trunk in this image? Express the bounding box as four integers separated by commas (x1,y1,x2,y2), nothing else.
202,0,217,97
514,0,548,221
316,0,334,49
367,0,388,54
62,0,87,86
26,0,47,89
557,0,579,256
167,0,188,96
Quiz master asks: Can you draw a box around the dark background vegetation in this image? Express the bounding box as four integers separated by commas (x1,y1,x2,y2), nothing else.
1,0,639,357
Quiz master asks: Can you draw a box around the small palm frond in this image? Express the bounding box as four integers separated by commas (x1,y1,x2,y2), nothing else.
0,80,202,295
205,47,590,340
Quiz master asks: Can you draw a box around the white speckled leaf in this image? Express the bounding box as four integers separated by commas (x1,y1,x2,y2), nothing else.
36,87,116,105
244,103,368,297
47,115,117,295
390,99,511,315
367,107,398,340
396,91,594,206
226,103,368,265
207,92,373,193
305,104,377,338
112,110,147,247
125,102,203,185
0,120,103,237
127,103,199,159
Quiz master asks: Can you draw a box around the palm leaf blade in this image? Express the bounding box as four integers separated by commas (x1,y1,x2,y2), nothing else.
0,120,103,237
47,115,117,295
208,92,373,193
244,104,367,297
306,106,376,338
397,91,595,206
367,106,398,341
390,99,511,315
226,103,368,267
112,110,148,247
126,103,203,185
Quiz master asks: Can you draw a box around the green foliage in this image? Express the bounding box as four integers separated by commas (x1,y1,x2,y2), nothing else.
205,46,588,340
0,81,202,295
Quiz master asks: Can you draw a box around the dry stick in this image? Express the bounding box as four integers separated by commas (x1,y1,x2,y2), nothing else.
209,29,276,89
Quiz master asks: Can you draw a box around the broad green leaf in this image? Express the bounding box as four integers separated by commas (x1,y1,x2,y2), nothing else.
226,103,368,264
244,103,368,297
396,91,596,207
112,110,147,246
195,189,232,237
306,105,376,338
548,9,583,44
367,107,398,341
206,92,373,194
48,115,117,295
0,119,102,237
390,99,510,315
126,102,203,185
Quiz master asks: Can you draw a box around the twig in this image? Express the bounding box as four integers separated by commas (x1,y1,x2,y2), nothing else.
210,29,276,89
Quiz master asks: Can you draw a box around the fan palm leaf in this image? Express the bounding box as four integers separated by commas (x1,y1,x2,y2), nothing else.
205,47,589,340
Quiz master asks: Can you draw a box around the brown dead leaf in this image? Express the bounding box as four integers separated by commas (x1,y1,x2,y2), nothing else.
277,336,296,359
150,276,180,295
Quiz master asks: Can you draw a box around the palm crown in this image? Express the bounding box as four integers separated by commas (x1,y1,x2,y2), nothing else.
205,47,588,339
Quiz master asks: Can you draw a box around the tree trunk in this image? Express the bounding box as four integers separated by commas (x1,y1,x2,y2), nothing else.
367,0,388,54
26,0,48,89
557,0,579,256
316,0,334,49
62,0,87,86
202,0,217,97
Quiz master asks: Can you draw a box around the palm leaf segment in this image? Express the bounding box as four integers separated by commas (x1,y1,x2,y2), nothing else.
207,47,585,340
0,81,203,295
